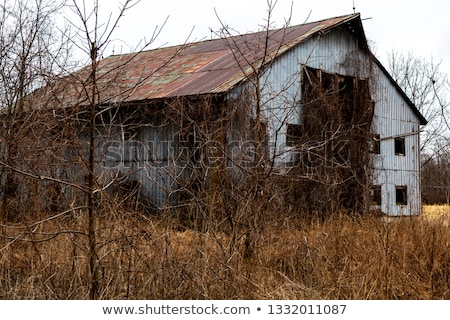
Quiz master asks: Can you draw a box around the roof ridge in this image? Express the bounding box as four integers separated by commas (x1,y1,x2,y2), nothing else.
107,13,361,58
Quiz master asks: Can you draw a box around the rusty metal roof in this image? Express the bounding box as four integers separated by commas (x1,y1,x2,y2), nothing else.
113,13,362,100
32,13,364,108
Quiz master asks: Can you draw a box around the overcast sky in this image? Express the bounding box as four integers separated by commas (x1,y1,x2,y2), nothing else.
83,0,449,76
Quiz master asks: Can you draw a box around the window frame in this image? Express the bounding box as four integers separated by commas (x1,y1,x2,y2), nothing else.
395,186,408,205
394,137,405,156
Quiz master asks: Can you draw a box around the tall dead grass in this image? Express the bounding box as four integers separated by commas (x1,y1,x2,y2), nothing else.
0,206,448,299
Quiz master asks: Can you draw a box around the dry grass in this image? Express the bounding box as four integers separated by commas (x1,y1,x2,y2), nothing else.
423,204,450,222
0,206,448,299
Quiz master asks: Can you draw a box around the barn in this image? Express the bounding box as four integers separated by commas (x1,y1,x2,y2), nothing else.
16,13,426,217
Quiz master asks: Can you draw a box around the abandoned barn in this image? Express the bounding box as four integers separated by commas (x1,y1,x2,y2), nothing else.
6,13,427,217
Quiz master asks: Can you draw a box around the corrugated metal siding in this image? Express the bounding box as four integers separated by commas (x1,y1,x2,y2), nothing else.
92,123,179,208
254,25,422,215
137,124,179,207
371,67,422,215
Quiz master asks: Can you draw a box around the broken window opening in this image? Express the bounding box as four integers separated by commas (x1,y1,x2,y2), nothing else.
395,186,408,205
297,65,375,213
395,137,405,156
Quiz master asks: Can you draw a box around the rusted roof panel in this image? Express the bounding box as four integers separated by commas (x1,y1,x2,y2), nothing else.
30,14,364,108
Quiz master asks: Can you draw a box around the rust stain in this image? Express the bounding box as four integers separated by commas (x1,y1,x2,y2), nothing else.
30,14,360,108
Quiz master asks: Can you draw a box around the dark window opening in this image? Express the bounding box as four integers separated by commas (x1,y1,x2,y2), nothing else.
396,186,408,205
321,71,337,95
370,185,382,205
338,75,354,103
395,137,405,156
369,134,381,154
286,123,302,146
301,66,373,128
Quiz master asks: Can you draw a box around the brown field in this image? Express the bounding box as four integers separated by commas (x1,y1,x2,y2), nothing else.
0,205,448,299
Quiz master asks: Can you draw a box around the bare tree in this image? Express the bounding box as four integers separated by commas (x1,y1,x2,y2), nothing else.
0,0,171,299
0,0,70,217
60,0,173,299
388,51,450,204
387,50,449,151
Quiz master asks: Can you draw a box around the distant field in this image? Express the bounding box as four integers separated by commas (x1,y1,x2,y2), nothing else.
423,205,450,226
423,204,450,217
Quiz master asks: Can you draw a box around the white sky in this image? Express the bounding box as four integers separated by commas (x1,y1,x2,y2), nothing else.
74,0,450,76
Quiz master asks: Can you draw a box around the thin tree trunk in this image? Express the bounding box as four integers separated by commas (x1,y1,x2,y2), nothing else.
87,41,99,300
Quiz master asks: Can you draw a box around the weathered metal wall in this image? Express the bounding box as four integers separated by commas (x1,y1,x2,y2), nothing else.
255,25,422,215
138,124,179,207
94,121,179,209
371,69,422,215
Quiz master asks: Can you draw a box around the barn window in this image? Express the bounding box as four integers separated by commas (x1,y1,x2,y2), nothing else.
370,185,382,205
369,134,381,154
395,186,407,205
286,123,302,146
394,137,405,156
